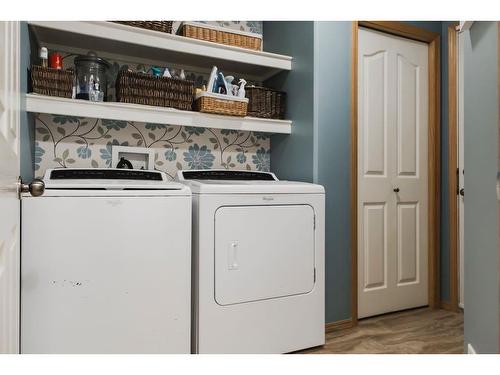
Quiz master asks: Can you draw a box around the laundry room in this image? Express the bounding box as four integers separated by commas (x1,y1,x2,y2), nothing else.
1,1,500,373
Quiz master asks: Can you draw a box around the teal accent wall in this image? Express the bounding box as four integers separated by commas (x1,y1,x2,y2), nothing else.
463,21,499,353
265,21,451,323
313,21,353,322
263,22,315,182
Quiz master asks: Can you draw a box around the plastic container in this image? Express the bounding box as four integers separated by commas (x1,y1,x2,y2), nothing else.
74,52,111,101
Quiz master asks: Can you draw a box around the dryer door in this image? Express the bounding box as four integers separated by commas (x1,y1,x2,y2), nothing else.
214,204,315,306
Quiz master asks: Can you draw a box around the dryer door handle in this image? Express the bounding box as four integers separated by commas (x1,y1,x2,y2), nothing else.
228,241,239,270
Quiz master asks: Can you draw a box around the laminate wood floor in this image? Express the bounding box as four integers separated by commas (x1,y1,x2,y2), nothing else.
300,308,464,354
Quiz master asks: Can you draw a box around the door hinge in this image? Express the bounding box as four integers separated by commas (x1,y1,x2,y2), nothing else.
313,215,316,230
456,167,460,195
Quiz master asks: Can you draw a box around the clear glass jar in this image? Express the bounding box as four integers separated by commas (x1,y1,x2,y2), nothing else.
74,52,110,102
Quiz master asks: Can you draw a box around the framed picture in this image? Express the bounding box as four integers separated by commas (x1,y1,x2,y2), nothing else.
111,145,155,170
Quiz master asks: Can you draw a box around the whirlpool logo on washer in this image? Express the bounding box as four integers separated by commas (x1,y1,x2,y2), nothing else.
262,196,274,201
106,199,124,207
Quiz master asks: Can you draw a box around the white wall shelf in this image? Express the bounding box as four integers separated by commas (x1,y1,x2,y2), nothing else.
28,21,292,81
25,94,292,135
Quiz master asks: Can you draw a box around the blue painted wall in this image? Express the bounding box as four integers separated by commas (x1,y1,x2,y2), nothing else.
463,21,499,353
263,22,315,182
265,21,451,323
313,22,353,322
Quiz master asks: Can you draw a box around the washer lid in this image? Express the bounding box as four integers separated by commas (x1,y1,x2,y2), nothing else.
43,168,184,190
177,169,324,194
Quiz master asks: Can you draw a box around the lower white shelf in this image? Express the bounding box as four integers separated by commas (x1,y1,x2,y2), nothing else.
24,94,292,134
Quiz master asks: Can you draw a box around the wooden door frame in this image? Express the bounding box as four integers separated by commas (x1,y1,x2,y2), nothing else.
497,21,500,354
446,23,460,312
351,21,441,324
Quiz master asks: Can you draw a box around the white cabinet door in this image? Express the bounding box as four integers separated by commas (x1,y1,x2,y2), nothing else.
358,28,429,318
0,21,21,354
214,205,315,306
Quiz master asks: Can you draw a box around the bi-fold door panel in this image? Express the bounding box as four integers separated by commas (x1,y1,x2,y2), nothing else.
358,27,428,318
214,205,315,306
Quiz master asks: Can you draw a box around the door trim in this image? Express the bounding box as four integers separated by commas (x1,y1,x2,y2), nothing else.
351,21,441,324
497,21,500,354
446,23,460,312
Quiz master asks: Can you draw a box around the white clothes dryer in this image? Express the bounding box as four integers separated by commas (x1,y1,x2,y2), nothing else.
177,170,325,354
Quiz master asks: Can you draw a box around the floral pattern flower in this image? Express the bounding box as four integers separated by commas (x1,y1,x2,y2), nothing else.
52,115,83,125
252,147,270,171
76,146,92,159
102,119,127,131
164,148,177,161
183,144,215,169
221,129,239,136
254,132,269,141
236,153,246,164
145,123,167,130
185,126,205,136
99,142,114,167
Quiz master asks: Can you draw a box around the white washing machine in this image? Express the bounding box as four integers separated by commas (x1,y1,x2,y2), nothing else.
177,170,325,354
21,168,192,353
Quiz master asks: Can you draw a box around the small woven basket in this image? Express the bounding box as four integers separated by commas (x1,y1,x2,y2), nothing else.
116,70,194,110
194,93,248,117
30,65,74,98
178,22,262,51
246,86,286,119
112,21,173,34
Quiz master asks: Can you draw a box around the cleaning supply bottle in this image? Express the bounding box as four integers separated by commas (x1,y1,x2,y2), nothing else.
238,79,247,98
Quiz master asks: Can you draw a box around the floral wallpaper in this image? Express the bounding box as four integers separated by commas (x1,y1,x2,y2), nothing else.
34,114,271,180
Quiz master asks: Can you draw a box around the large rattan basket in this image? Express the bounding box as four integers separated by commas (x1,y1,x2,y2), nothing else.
30,65,74,98
177,22,262,51
194,92,248,117
116,70,194,110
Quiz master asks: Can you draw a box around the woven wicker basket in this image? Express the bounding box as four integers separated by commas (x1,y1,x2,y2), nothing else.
112,21,173,34
178,22,262,51
116,70,194,110
194,92,248,117
30,65,74,98
246,86,286,119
